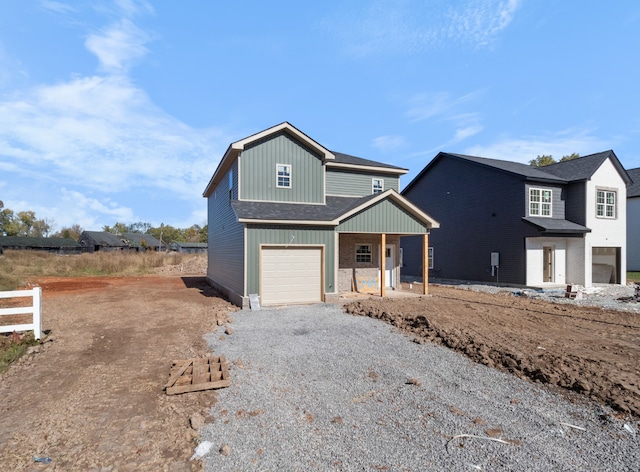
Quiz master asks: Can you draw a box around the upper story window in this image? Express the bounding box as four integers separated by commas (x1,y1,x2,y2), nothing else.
228,169,234,201
529,188,552,217
596,189,616,218
276,164,291,188
372,178,384,194
355,244,372,263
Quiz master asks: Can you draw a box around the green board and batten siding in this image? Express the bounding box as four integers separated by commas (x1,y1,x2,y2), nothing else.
337,199,429,234
240,133,325,203
207,161,244,298
326,168,400,196
245,225,336,296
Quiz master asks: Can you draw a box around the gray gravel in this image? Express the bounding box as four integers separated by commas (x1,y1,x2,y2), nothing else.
428,278,640,313
201,301,638,471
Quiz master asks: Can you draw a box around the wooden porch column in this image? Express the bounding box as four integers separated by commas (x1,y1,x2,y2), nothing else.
423,232,429,295
380,233,386,298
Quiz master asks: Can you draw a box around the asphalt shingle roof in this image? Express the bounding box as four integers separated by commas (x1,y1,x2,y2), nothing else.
522,217,591,234
627,167,640,198
232,195,378,222
541,151,611,181
441,153,568,182
332,152,407,172
0,236,80,248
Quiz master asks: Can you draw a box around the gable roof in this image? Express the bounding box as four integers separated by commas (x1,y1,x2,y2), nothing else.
403,150,631,194
203,122,407,197
403,152,566,194
541,150,632,184
627,167,640,198
203,122,334,197
80,231,162,248
232,189,439,228
0,236,80,248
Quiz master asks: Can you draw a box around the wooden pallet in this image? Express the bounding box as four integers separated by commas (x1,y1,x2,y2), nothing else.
165,356,230,395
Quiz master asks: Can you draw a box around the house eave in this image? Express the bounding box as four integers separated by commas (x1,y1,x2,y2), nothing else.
326,161,408,175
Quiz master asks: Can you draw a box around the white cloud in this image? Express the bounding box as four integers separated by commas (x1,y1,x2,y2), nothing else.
39,1,76,14
326,0,521,56
372,135,407,153
463,128,611,163
405,91,484,150
85,19,150,73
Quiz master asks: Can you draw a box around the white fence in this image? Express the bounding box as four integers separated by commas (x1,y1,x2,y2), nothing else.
0,287,42,340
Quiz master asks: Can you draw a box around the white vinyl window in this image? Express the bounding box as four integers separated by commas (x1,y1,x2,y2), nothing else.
529,188,552,217
372,178,384,194
276,164,291,188
428,247,434,269
355,244,372,263
596,190,616,218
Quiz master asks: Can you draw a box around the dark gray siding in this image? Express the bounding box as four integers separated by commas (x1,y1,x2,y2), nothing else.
326,168,400,196
564,181,587,225
207,163,244,299
402,156,539,285
524,183,565,219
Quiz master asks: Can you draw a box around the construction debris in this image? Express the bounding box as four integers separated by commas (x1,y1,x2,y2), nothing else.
165,356,230,395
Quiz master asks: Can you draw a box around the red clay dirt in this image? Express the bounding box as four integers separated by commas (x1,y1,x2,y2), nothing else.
345,284,640,417
0,274,237,471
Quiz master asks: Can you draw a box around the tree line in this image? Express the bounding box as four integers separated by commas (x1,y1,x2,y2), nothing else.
0,201,207,245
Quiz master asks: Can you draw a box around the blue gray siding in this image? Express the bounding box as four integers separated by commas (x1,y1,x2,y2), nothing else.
326,168,400,196
207,162,244,298
245,225,336,295
402,156,539,285
239,132,324,203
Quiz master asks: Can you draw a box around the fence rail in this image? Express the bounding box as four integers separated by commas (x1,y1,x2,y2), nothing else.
0,287,42,340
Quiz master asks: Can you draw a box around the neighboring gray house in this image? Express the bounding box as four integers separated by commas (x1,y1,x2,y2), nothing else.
79,231,164,252
627,167,640,271
402,151,631,287
169,241,208,253
0,236,82,254
203,122,439,307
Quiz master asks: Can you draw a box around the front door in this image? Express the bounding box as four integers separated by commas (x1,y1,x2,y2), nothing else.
543,246,554,282
385,245,395,288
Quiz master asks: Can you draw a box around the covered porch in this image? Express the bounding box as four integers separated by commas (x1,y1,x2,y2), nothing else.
337,231,432,298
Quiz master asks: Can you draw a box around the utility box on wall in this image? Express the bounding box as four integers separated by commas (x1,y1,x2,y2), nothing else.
491,252,499,267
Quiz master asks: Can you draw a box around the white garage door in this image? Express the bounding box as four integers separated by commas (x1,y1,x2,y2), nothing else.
261,247,322,305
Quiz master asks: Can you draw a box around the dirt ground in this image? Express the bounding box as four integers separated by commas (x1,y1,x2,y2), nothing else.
1,276,638,470
0,273,238,471
345,284,640,417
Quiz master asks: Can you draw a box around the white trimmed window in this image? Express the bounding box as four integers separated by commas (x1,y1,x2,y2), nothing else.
596,190,616,218
428,247,434,269
372,178,384,194
276,164,291,188
529,188,552,217
355,244,372,263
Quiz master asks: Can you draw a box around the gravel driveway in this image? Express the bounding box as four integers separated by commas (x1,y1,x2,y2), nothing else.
202,303,638,471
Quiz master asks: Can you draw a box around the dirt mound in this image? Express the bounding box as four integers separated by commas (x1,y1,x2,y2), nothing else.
155,254,207,275
344,286,640,417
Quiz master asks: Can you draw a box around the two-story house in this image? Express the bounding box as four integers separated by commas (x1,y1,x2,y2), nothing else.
627,167,640,271
203,122,439,307
401,151,631,287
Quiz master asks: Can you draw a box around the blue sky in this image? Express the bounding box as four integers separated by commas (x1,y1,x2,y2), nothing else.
1,0,639,232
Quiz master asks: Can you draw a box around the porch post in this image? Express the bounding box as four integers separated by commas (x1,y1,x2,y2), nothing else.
423,233,429,295
380,233,386,297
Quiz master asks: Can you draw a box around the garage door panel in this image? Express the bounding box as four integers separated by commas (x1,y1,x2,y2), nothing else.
262,248,322,305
